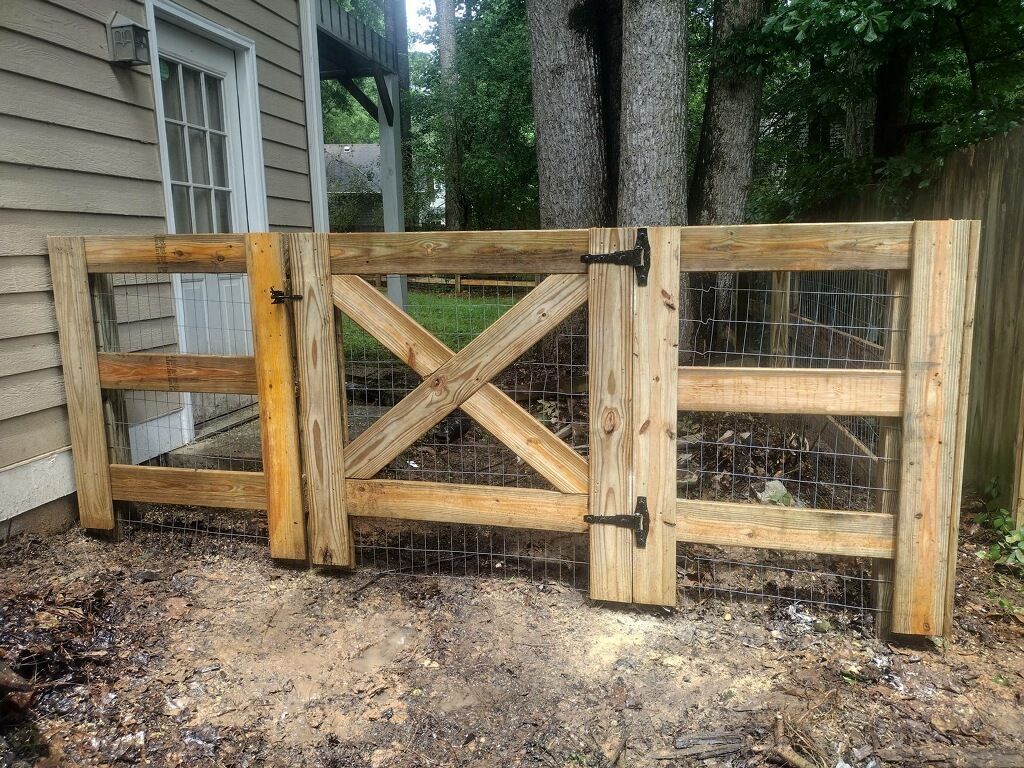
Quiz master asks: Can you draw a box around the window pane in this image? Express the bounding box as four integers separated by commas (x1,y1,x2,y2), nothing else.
205,76,224,131
188,129,210,185
160,60,182,121
193,187,213,233
209,133,228,187
183,67,205,126
166,123,187,182
214,190,232,232
171,184,192,233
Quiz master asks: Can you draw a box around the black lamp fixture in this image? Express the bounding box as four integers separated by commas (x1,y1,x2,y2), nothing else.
108,12,151,67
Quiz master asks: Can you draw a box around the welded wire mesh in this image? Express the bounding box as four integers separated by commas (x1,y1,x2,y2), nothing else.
98,266,904,623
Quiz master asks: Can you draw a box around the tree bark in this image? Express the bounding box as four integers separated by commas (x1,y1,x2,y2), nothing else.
437,0,467,229
687,0,764,358
384,0,414,228
616,0,688,226
526,0,612,228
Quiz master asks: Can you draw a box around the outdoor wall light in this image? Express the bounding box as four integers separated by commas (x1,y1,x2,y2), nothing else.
108,13,151,66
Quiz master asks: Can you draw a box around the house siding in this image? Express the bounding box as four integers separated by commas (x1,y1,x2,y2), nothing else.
0,0,316,517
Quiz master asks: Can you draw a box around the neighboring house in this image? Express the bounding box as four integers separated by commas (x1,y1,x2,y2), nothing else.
325,143,383,231
0,0,405,529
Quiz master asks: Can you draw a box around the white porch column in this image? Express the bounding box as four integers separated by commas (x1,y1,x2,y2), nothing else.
378,72,408,309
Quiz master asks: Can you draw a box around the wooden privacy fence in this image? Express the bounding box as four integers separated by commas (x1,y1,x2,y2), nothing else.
47,221,979,637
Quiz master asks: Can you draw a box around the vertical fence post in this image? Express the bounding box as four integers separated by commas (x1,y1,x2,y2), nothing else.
290,233,353,567
630,227,680,606
892,220,979,636
873,269,908,637
588,228,635,603
247,233,308,561
47,236,115,530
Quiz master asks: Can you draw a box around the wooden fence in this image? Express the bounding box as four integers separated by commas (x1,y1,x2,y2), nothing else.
47,222,979,637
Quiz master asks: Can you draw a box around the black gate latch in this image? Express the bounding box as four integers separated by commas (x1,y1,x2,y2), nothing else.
584,496,650,548
580,227,651,286
269,287,303,304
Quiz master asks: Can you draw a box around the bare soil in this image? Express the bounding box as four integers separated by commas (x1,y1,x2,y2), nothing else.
2,517,1023,768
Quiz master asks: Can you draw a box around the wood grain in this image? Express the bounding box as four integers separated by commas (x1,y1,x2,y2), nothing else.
631,228,679,607
332,275,588,493
246,233,307,561
587,228,635,603
329,229,590,274
892,221,974,636
47,236,113,530
290,234,352,567
96,352,257,394
344,274,588,480
346,479,587,532
109,464,267,509
83,234,247,273
678,367,904,417
676,499,895,558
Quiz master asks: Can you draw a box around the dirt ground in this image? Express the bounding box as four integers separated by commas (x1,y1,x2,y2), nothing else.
2,517,1023,768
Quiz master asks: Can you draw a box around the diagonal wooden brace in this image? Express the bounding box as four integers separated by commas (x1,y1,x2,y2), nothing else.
336,274,589,484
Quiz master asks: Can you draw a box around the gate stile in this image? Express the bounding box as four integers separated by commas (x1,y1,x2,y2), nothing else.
47,222,979,637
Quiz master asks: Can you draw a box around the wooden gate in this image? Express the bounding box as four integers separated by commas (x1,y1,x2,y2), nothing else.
48,221,979,637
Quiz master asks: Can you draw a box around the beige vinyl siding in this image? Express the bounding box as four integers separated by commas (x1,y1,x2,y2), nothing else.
0,0,316,478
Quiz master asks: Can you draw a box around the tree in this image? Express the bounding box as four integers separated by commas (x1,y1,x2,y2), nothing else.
436,0,467,229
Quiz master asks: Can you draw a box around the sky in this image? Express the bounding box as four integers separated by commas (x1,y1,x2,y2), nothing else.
406,0,435,53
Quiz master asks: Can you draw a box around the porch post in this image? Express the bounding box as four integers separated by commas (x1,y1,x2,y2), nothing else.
378,72,408,309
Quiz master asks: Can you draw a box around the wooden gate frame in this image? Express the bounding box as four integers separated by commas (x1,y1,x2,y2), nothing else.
48,221,978,637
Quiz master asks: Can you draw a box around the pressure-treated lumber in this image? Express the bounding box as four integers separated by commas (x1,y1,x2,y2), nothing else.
109,464,268,509
83,234,247,273
587,228,635,603
47,236,114,529
246,233,307,561
631,228,680,606
344,273,588,479
96,352,257,394
346,479,588,532
678,367,904,417
290,233,353,567
679,222,912,271
874,270,909,637
332,274,588,493
892,220,977,636
329,229,590,274
676,500,896,558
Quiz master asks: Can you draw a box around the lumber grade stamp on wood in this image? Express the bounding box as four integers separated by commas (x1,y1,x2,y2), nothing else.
332,274,588,493
83,234,247,273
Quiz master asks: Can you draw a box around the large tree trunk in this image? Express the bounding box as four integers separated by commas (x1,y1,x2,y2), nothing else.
616,0,687,226
526,0,612,228
687,0,764,359
437,0,467,229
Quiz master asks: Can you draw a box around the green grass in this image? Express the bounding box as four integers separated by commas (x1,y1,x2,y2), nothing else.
340,289,515,360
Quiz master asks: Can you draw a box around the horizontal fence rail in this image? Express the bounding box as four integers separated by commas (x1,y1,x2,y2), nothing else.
47,223,977,639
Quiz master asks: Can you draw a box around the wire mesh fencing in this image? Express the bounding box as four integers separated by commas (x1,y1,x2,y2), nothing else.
98,268,903,623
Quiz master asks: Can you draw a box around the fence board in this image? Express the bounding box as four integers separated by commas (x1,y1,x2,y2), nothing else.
246,233,307,561
109,464,267,509
676,500,895,558
344,274,588,480
346,479,587,532
47,236,113,529
892,220,976,636
96,352,257,394
678,367,904,417
587,228,635,603
290,233,352,567
631,228,680,606
332,274,588,493
84,234,247,273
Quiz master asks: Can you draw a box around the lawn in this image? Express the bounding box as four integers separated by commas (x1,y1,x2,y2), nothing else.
340,288,516,360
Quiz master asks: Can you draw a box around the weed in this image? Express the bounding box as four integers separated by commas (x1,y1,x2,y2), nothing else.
975,479,1024,568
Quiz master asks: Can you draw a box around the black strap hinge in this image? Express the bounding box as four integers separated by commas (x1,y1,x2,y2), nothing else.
584,496,650,548
269,287,303,304
581,227,651,286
